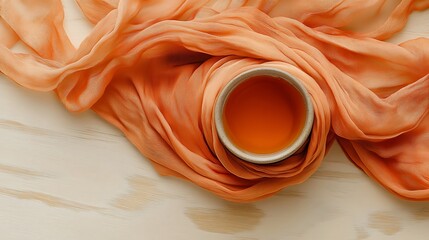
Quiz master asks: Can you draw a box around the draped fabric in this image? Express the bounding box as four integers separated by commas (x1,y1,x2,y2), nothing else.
1,0,428,202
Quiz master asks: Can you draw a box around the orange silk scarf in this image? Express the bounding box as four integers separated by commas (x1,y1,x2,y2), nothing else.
1,0,428,202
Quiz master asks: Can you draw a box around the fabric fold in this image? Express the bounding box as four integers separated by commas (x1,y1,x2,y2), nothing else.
0,0,428,202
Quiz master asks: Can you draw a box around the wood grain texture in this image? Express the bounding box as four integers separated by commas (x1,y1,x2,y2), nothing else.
0,2,429,240
185,203,264,234
0,187,105,212
112,175,166,210
368,211,401,236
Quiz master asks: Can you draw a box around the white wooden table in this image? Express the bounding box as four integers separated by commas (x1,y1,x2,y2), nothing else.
1,2,428,240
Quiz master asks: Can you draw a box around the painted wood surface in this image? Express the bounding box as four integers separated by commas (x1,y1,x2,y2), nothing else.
1,2,428,240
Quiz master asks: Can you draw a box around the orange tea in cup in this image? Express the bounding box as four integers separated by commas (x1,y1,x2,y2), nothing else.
222,75,307,153
215,68,313,164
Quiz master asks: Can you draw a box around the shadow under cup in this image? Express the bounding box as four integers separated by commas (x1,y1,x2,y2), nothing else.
214,68,314,164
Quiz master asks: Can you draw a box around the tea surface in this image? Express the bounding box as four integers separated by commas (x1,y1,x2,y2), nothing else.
223,75,307,154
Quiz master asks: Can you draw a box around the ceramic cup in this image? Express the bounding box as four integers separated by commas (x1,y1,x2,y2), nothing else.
214,68,314,164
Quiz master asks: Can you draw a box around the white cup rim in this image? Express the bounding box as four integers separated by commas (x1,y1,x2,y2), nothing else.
214,67,314,164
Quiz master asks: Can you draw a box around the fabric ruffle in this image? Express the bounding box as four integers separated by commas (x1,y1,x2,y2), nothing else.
0,0,428,202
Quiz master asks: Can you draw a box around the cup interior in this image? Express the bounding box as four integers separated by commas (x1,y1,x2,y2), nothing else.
214,68,314,164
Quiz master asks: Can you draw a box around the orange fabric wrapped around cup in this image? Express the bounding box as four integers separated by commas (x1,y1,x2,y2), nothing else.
0,0,428,202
